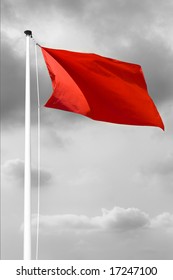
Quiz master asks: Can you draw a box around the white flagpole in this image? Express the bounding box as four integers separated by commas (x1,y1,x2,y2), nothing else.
24,30,32,260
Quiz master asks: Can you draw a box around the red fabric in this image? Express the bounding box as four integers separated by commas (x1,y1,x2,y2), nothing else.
41,47,164,130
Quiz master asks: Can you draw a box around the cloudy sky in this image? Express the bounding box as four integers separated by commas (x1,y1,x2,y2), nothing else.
1,0,173,260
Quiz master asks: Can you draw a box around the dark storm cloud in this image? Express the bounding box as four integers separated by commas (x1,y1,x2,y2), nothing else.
1,36,88,128
82,0,173,104
1,37,50,126
2,0,87,21
2,0,173,125
1,39,25,124
28,0,86,15
126,38,173,105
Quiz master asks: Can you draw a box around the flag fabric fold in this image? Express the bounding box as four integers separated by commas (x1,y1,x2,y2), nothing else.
41,47,164,130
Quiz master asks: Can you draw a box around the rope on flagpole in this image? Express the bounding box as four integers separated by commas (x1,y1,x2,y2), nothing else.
24,30,32,260
34,40,41,260
32,36,41,47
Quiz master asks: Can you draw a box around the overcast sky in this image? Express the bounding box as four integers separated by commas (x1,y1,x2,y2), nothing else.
1,0,173,260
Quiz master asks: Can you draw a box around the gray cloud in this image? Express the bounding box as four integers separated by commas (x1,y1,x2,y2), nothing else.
31,206,151,234
145,153,173,176
134,153,173,192
2,0,173,261
127,38,173,105
1,39,25,125
83,0,173,105
151,212,173,230
1,36,51,126
1,0,173,127
2,158,52,187
1,36,88,129
2,0,88,19
30,206,173,237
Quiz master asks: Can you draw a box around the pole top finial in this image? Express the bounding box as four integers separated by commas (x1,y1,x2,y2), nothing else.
24,30,32,37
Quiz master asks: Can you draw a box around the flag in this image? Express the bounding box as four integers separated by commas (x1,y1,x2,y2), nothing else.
41,47,164,130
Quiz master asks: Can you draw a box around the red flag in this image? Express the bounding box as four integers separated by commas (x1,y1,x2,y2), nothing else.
41,47,164,130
